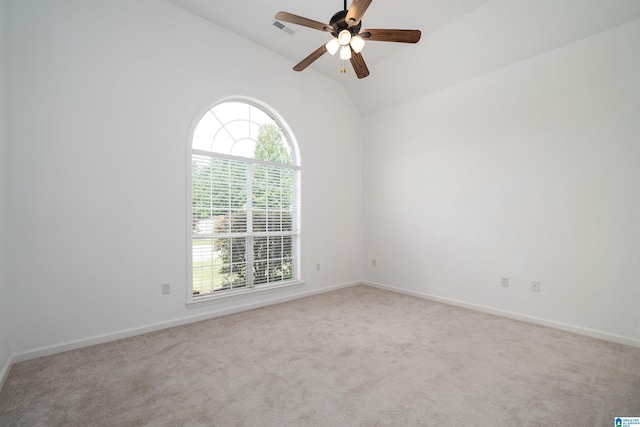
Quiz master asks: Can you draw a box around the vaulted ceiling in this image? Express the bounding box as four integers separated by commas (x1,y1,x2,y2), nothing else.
167,0,640,115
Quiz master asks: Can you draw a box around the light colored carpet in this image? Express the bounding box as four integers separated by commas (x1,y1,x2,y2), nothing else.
1,285,639,426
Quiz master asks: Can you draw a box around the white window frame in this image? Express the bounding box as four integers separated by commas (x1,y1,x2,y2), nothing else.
186,97,303,307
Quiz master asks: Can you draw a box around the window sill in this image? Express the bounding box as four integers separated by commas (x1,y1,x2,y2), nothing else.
186,280,305,308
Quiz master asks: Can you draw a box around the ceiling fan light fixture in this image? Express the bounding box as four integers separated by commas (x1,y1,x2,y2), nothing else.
275,2,421,79
339,44,352,60
338,29,351,46
350,35,365,53
326,38,340,55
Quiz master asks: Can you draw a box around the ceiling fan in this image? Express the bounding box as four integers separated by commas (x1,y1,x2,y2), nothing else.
275,0,421,79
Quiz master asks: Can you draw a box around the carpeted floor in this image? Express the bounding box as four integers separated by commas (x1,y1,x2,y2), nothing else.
1,285,639,426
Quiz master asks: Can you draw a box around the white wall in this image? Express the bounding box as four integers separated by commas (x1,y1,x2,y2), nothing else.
7,0,362,357
6,0,638,363
363,19,640,343
0,0,13,380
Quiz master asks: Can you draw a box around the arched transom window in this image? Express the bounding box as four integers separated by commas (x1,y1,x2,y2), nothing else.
189,99,301,301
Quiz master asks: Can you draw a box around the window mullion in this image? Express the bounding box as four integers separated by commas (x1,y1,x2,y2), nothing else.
247,163,254,288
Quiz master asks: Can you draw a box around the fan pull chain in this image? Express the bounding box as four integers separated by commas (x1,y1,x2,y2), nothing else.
340,59,347,74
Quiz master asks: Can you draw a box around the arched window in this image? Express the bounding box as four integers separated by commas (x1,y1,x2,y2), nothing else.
189,99,301,302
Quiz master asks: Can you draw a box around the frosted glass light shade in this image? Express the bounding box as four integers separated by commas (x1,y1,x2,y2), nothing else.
350,35,365,53
340,45,352,60
338,30,351,46
326,38,340,55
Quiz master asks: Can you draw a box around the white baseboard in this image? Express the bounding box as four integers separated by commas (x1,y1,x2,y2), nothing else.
11,281,360,364
11,279,637,367
0,354,12,393
363,280,640,349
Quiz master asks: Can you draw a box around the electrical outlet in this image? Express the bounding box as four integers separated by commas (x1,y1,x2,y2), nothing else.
316,263,321,271
162,283,171,295
372,259,377,267
501,277,509,287
531,281,540,292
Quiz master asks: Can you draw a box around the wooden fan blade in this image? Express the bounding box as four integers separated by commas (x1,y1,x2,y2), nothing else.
275,11,333,32
350,49,370,79
293,45,328,72
345,0,373,27
361,29,421,43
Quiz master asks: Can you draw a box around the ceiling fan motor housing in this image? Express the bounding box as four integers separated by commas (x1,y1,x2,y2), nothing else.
329,10,362,38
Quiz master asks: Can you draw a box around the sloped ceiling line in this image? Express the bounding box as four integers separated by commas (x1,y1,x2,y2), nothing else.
166,0,640,116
